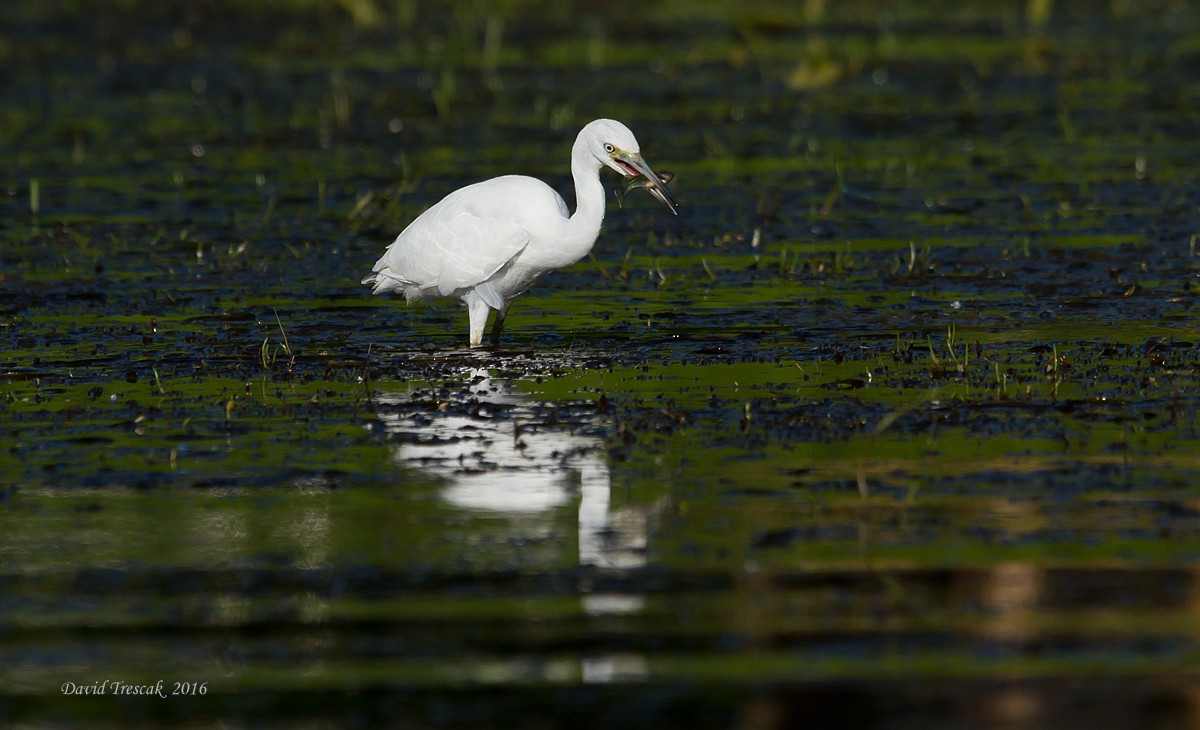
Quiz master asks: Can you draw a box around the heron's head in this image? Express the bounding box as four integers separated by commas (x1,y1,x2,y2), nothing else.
580,118,678,215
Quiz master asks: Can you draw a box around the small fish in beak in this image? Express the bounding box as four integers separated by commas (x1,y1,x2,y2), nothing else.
617,170,677,214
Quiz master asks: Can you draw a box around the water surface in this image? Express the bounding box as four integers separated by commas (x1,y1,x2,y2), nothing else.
2,1,1200,727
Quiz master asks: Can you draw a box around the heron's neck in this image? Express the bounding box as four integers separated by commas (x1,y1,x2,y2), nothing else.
567,140,606,246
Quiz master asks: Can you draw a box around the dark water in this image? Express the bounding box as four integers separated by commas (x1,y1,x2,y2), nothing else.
3,1,1200,727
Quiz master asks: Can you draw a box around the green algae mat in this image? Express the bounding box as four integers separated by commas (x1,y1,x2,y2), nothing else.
3,1,1200,727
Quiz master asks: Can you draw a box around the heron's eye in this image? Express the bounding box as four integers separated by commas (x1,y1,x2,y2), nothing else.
603,143,615,154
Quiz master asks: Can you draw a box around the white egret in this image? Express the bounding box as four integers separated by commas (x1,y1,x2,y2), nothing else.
361,118,678,347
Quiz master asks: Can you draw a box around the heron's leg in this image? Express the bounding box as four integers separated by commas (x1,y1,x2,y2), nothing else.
466,293,490,348
489,302,511,346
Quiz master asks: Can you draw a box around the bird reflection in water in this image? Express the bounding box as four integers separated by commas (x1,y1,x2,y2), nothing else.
373,368,650,616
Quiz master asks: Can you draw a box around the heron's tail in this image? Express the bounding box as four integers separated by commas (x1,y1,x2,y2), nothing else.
362,267,415,297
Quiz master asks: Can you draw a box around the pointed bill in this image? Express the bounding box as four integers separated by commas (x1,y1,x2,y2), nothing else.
613,152,679,215
617,171,675,209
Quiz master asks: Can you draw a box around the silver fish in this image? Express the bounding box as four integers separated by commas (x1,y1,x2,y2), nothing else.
617,170,676,212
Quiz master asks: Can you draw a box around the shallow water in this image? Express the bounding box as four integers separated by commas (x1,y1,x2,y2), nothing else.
3,1,1200,727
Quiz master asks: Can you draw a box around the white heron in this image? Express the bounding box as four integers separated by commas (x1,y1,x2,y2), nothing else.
361,118,678,347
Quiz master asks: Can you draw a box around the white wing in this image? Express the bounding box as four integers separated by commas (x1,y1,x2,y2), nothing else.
364,176,568,302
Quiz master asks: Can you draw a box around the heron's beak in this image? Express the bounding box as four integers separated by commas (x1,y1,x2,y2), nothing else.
614,151,679,215
618,171,674,209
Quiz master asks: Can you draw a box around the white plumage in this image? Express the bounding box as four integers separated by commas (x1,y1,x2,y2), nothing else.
362,118,677,347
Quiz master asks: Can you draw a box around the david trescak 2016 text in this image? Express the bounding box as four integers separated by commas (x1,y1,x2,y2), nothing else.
60,680,208,698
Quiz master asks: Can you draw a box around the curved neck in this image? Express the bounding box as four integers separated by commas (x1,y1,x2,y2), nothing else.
567,135,606,243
